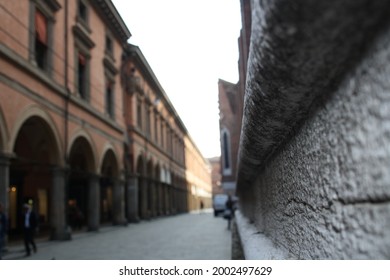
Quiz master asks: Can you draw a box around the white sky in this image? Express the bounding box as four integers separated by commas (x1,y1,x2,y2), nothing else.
112,0,242,158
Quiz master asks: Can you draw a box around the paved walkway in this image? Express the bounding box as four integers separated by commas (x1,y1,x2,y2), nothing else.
3,210,231,260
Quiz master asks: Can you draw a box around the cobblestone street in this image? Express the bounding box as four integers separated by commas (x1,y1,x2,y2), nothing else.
3,210,231,260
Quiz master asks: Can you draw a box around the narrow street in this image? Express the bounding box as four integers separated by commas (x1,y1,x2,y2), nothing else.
3,210,231,260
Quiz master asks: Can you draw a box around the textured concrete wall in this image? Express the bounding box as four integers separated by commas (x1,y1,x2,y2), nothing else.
242,23,390,259
237,0,390,259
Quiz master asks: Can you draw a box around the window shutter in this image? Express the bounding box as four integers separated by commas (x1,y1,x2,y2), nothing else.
35,10,47,45
78,53,86,66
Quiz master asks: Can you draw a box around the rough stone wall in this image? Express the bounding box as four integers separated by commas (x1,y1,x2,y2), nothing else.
237,0,390,259
243,22,390,259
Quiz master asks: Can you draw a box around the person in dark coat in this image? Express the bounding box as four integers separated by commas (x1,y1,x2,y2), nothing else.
199,200,204,214
23,204,37,256
225,195,234,230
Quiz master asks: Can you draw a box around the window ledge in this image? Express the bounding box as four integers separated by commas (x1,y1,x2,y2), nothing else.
73,24,95,49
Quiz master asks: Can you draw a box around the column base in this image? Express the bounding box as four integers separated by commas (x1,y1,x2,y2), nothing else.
50,226,72,241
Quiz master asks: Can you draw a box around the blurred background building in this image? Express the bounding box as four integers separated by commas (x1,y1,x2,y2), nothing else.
217,0,251,196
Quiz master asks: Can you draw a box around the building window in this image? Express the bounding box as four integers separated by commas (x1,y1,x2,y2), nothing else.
221,129,232,175
30,0,60,74
105,35,113,56
223,133,230,169
34,9,48,70
145,104,151,137
161,120,165,149
78,0,88,23
174,136,177,160
137,97,142,129
169,128,173,155
154,112,158,143
105,80,114,118
77,52,88,99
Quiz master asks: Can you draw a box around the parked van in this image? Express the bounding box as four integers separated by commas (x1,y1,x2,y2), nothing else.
212,194,228,216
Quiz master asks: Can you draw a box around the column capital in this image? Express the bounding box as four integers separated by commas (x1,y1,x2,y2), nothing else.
88,172,101,181
0,153,12,165
50,166,69,174
112,177,125,185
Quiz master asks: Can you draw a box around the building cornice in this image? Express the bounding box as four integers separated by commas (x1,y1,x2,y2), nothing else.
91,0,131,43
124,44,210,164
123,44,188,133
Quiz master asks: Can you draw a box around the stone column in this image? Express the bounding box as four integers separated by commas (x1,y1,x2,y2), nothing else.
0,155,9,216
113,179,126,225
172,187,177,214
156,182,161,216
126,176,139,222
161,184,166,215
150,180,156,217
140,177,148,219
166,185,171,215
0,155,10,250
88,174,100,231
50,167,71,240
166,185,170,214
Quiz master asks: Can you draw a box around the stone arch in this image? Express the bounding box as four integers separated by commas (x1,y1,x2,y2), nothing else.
67,132,98,229
99,143,120,177
146,159,154,216
154,163,162,216
99,147,120,224
167,169,172,185
160,166,166,183
171,172,177,213
146,159,154,179
155,163,160,181
136,154,146,219
8,106,63,234
136,154,145,176
67,129,98,173
0,105,9,153
10,104,63,166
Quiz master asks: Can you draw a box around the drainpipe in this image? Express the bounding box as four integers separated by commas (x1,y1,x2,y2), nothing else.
64,0,69,163
63,0,70,234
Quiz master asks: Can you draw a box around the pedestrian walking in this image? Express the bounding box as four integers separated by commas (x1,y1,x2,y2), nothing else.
224,195,234,230
0,202,7,260
199,200,204,214
23,204,37,257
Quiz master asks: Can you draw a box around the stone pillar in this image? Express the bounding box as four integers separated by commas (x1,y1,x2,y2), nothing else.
126,176,139,222
167,185,171,214
150,180,156,217
113,179,126,225
140,177,148,219
172,187,176,213
161,184,165,214
88,174,100,231
50,167,71,240
156,182,161,216
0,155,9,216
0,155,10,250
146,179,152,219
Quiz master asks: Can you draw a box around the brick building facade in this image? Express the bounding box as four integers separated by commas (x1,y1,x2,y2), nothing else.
218,79,240,194
218,0,251,195
121,44,211,219
208,156,222,196
0,0,130,239
0,0,211,245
